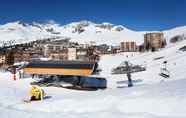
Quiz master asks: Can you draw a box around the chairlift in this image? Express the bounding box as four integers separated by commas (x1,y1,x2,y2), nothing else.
159,61,170,78
159,67,170,78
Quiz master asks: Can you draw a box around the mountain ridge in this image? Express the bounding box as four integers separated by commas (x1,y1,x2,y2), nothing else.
0,20,186,47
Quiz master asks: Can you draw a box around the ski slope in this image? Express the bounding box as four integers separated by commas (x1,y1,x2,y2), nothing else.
99,40,186,87
1,40,186,118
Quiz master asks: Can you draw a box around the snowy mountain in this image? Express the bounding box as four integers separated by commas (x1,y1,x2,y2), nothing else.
59,21,145,45
0,21,55,46
0,20,186,47
163,26,186,43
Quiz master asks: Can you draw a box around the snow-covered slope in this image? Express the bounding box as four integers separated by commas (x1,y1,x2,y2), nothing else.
57,21,145,45
163,26,186,44
0,21,57,46
99,40,186,87
0,40,186,118
1,74,186,118
0,20,186,47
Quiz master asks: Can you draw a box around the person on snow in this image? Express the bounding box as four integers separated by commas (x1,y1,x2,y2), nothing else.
29,85,46,101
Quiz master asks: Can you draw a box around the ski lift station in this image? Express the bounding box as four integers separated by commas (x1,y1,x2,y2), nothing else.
23,60,107,89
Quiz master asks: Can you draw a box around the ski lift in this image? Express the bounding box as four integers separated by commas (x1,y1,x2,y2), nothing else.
159,68,170,78
159,61,170,78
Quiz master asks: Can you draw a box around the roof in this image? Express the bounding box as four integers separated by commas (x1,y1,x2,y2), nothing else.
25,60,97,69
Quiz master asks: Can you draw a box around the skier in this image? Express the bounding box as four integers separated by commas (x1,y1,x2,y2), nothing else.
29,85,46,101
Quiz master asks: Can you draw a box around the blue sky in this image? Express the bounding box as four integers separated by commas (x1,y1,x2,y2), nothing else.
0,0,186,31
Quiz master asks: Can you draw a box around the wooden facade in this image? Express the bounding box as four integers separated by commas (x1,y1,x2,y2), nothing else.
0,53,6,67
120,41,137,52
144,32,165,51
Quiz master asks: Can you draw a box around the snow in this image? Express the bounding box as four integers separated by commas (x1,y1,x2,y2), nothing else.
0,20,186,118
56,21,145,45
1,40,186,118
163,26,186,43
0,20,186,47
0,21,55,46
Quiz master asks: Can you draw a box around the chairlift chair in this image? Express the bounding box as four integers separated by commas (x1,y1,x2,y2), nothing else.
159,67,170,78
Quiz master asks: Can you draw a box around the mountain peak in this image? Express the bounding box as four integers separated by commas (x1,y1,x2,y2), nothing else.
0,20,186,47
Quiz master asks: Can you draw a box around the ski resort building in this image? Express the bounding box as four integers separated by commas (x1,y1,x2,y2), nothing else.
120,41,137,52
0,52,6,67
13,47,43,63
43,44,67,57
95,44,111,54
144,32,166,51
0,49,14,67
43,44,77,61
49,49,68,61
68,48,77,60
76,48,88,61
